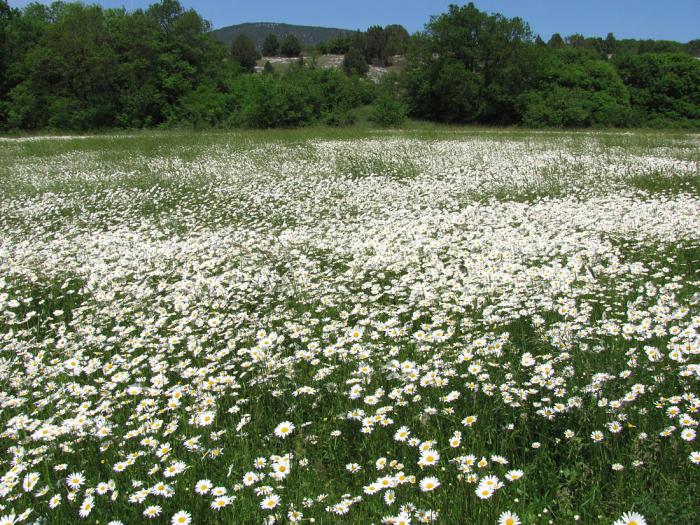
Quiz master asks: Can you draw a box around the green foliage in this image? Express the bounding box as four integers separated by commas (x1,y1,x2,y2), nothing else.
1,0,698,131
280,34,302,57
614,53,700,128
323,106,357,127
326,35,351,54
403,2,535,124
548,33,564,48
1,0,228,130
365,25,388,65
226,68,372,129
343,47,369,76
385,24,409,56
369,94,407,127
369,73,407,127
518,49,632,128
231,33,259,72
169,84,231,128
6,82,43,129
262,32,279,56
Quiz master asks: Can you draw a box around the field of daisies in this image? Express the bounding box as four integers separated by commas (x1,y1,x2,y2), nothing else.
0,128,698,525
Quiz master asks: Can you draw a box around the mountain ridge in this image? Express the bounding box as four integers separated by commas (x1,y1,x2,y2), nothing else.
211,22,355,49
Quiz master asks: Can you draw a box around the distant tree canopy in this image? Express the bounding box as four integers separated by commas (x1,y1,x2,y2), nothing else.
262,33,279,56
316,24,409,65
365,26,388,65
0,0,698,130
343,47,369,76
385,24,410,56
231,34,259,73
280,34,301,57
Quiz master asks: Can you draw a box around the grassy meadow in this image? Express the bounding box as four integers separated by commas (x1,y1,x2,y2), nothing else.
0,128,699,525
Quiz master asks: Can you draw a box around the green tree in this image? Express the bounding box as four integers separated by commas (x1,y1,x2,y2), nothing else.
343,46,368,76
687,39,700,57
231,33,259,73
19,3,120,129
548,33,564,48
105,7,164,127
518,48,631,127
370,73,407,126
262,33,279,56
349,31,367,57
403,2,535,123
365,25,388,65
603,32,617,56
146,0,184,31
280,34,301,57
566,33,585,48
385,24,409,56
146,0,228,118
327,35,351,54
0,0,14,126
614,52,700,127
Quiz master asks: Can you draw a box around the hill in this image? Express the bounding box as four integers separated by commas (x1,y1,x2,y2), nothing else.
211,22,353,49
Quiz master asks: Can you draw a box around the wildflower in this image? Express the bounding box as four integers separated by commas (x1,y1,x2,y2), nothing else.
66,472,86,489
143,506,162,518
498,512,521,525
79,497,95,518
0,514,17,525
418,449,440,468
475,485,494,499
505,469,524,481
613,512,647,525
394,426,411,441
274,421,295,439
346,463,362,473
211,496,232,510
171,511,192,525
261,494,281,510
195,479,213,494
681,428,696,441
419,476,440,492
197,411,215,427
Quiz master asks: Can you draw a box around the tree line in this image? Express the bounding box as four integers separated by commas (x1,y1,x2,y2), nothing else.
1,0,699,131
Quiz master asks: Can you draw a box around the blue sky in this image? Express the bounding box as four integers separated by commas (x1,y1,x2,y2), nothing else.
8,0,700,42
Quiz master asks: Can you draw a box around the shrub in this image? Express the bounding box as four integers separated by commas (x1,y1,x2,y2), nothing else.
231,34,259,73
324,106,357,127
225,67,371,129
343,47,369,76
169,85,231,128
518,49,631,127
262,33,279,57
280,35,301,57
369,94,408,126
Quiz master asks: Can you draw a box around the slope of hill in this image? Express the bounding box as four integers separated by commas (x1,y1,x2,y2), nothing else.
211,22,353,49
